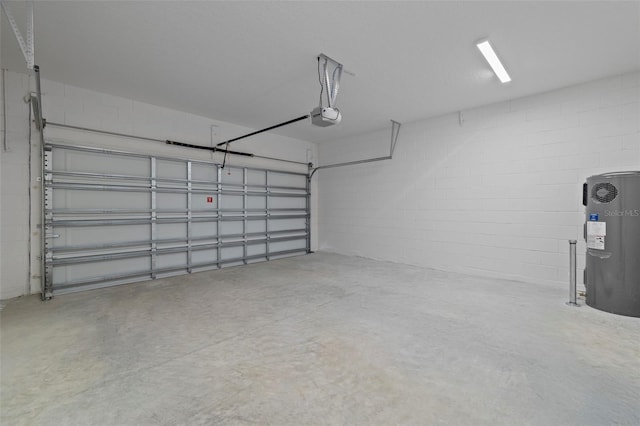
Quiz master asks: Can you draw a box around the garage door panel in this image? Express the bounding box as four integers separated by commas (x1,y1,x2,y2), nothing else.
221,246,243,261
247,220,266,233
44,143,309,295
192,221,217,238
54,150,150,176
221,168,243,184
220,194,243,210
191,265,219,274
270,239,306,253
247,243,266,257
156,252,188,269
220,221,243,235
267,171,306,188
156,223,187,240
191,248,217,265
53,256,150,287
193,194,217,210
247,196,266,209
157,193,186,210
53,190,151,210
270,218,306,232
247,170,266,186
51,225,150,248
269,197,306,209
191,164,217,182
157,159,187,180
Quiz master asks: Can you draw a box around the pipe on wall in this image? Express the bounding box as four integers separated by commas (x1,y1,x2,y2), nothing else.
2,68,7,152
567,240,579,307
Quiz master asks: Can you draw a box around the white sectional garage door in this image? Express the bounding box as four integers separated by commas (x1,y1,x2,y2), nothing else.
44,142,310,295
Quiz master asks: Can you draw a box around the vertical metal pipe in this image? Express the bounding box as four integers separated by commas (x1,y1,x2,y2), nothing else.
42,148,53,299
242,167,248,264
567,240,579,307
150,158,157,279
305,167,312,254
33,66,44,138
186,161,192,273
216,165,222,268
2,68,7,152
40,126,48,300
265,170,270,261
34,66,52,300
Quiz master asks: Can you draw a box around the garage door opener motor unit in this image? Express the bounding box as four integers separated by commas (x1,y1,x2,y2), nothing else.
583,171,640,317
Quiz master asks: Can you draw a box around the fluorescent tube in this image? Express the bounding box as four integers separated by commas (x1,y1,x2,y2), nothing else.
477,40,511,83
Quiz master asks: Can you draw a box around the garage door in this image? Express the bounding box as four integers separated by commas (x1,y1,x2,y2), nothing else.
43,142,310,295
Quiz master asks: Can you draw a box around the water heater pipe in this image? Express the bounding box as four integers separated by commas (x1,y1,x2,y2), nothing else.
566,240,579,307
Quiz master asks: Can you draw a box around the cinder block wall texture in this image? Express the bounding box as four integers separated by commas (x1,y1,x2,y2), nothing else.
317,72,640,287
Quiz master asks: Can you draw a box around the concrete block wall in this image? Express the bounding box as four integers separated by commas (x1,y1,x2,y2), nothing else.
1,71,33,300
0,70,317,300
317,71,640,286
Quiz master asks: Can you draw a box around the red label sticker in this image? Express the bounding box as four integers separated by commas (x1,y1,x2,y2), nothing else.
206,196,214,203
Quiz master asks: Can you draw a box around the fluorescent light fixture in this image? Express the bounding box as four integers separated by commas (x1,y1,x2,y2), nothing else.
476,40,511,83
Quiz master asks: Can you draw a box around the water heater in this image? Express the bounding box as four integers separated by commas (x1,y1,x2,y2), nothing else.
583,171,640,317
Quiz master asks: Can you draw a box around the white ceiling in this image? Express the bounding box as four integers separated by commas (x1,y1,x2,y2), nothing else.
2,1,639,144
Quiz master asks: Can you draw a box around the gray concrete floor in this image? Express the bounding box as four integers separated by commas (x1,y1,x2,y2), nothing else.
1,252,639,426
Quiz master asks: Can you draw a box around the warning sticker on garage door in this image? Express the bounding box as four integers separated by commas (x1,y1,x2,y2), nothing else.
587,221,606,250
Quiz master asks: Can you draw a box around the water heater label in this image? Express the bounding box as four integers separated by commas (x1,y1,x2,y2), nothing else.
589,213,599,221
587,221,606,250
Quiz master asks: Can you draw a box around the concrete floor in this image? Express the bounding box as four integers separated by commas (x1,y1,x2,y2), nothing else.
1,252,639,426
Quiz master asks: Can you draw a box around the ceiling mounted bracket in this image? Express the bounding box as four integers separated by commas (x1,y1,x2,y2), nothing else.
1,0,35,69
311,53,344,127
318,53,343,109
389,120,401,157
